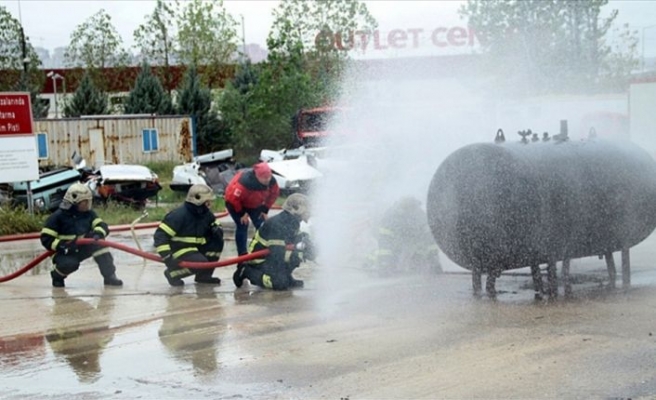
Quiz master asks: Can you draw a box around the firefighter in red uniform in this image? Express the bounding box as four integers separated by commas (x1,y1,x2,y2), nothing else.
154,184,224,287
233,193,316,290
224,162,280,255
40,183,123,288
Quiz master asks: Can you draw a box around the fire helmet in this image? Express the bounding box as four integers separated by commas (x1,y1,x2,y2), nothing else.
63,183,93,205
282,193,311,222
186,183,215,206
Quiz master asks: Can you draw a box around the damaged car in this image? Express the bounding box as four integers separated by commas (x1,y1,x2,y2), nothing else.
170,149,244,195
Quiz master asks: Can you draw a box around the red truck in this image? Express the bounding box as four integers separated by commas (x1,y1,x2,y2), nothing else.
291,106,346,147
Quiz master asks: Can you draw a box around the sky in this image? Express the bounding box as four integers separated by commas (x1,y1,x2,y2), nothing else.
1,0,656,59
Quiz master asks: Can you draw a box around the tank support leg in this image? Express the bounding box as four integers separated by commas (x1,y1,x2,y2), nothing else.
547,260,558,298
621,248,631,288
530,264,543,300
604,252,616,289
472,266,482,296
485,268,500,298
562,259,572,297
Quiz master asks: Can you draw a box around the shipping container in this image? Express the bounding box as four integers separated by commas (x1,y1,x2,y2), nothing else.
32,115,196,168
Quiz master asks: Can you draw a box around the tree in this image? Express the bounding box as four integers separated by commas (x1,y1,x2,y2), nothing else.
459,0,639,95
175,0,239,87
267,0,377,94
62,72,109,117
218,0,377,156
124,61,175,115
0,5,43,94
177,65,229,153
133,0,177,91
64,9,131,87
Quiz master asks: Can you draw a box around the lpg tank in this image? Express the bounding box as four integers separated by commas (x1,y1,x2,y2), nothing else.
426,137,656,273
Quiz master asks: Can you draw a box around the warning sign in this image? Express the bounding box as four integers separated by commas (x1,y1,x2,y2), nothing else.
0,92,39,183
0,93,34,135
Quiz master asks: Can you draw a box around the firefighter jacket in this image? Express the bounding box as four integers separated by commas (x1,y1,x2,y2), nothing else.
154,202,223,260
40,206,110,251
224,169,280,216
247,210,304,268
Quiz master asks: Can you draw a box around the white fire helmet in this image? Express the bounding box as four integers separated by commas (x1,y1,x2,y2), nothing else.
282,193,311,222
63,183,93,205
186,183,215,206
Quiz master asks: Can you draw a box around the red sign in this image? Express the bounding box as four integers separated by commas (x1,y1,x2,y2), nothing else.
0,92,34,136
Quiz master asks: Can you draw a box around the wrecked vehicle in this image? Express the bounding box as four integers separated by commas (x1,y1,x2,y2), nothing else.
170,149,244,195
11,167,81,212
83,164,161,209
291,106,347,148
259,147,323,195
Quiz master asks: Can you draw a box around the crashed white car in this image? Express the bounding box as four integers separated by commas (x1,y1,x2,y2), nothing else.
259,147,324,195
170,149,243,195
84,164,161,208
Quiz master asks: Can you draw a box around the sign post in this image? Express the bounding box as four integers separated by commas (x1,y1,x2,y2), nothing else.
0,92,39,214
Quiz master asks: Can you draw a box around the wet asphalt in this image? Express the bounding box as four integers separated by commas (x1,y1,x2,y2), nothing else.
1,218,656,399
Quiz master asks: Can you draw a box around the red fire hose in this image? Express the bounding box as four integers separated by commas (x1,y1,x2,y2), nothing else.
0,238,280,283
0,211,231,243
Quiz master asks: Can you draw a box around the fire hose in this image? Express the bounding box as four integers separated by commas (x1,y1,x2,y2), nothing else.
0,238,281,284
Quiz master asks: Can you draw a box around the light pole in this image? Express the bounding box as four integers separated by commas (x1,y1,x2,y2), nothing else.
240,14,247,62
642,24,656,72
46,71,64,118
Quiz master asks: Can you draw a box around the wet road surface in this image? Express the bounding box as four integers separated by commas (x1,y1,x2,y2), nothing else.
1,224,656,399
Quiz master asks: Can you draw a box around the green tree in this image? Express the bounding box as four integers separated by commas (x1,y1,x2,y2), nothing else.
267,0,377,94
0,5,44,99
459,0,639,95
177,65,228,153
175,0,238,87
64,9,131,89
124,61,175,115
218,0,376,157
62,72,109,117
133,0,177,92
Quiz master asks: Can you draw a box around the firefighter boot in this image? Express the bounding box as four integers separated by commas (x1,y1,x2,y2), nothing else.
289,278,304,288
51,270,66,288
96,252,123,286
164,268,192,287
233,263,246,288
104,274,123,286
194,268,221,285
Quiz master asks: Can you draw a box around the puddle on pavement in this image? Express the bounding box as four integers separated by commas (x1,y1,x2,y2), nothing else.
0,231,157,277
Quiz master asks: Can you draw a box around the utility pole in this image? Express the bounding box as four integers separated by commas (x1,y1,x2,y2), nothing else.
241,14,247,62
18,0,34,215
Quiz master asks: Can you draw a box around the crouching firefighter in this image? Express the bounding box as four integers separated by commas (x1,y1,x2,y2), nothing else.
40,183,123,288
233,193,316,290
154,184,224,287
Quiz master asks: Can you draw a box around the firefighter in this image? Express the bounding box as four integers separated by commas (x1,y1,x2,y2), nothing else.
224,162,280,256
154,183,224,287
40,183,123,288
372,196,442,276
233,193,315,290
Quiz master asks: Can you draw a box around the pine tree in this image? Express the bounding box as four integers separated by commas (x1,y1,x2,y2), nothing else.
62,72,109,117
176,65,229,152
14,75,49,119
124,61,174,115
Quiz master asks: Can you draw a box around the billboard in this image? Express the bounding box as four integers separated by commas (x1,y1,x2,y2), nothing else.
0,92,39,183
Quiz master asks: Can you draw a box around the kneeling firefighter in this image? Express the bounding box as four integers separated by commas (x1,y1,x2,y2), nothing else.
40,183,123,288
372,196,442,275
233,193,316,290
154,184,224,286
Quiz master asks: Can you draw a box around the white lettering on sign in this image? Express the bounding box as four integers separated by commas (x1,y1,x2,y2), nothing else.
0,111,16,119
0,97,26,107
316,26,479,53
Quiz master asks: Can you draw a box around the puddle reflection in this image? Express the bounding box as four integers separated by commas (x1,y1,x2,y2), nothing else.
45,291,117,383
158,286,225,376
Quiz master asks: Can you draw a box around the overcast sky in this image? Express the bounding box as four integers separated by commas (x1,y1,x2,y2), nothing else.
1,0,655,59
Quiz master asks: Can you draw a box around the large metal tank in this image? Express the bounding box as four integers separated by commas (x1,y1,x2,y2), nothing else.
426,137,656,274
